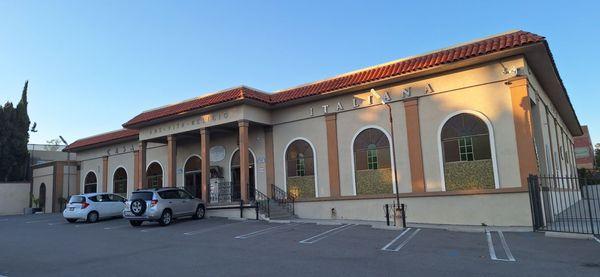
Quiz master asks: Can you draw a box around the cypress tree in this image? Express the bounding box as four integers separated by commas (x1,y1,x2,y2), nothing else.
0,102,17,181
13,81,30,180
0,81,30,181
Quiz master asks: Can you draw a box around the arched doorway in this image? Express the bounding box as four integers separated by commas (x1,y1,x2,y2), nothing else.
230,149,256,201
84,172,97,194
184,155,202,199
146,162,163,189
39,183,46,211
113,167,127,196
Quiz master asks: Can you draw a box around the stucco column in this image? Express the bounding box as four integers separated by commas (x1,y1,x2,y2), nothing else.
102,156,108,193
264,126,275,197
200,128,210,203
325,114,341,197
167,135,177,187
137,141,147,190
133,150,140,190
75,165,81,195
404,99,426,193
239,120,250,202
507,76,538,187
54,162,64,213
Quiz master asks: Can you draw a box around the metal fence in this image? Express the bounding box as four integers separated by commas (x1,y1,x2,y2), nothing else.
528,175,600,235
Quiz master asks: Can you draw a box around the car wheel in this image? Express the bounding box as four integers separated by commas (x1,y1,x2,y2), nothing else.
86,211,99,223
66,218,77,223
129,220,143,227
158,209,172,226
192,205,205,220
130,199,147,216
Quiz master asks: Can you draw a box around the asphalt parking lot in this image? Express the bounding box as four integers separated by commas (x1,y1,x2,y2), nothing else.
0,214,599,277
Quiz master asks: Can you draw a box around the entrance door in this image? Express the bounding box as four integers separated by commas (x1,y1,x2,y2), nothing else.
184,156,202,199
230,150,256,202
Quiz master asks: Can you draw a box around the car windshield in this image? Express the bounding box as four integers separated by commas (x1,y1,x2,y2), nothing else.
131,192,153,201
69,196,85,203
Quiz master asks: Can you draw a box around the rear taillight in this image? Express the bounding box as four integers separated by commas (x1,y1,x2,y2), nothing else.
151,200,158,206
81,202,89,209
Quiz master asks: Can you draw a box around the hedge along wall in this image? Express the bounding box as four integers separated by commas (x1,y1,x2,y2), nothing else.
355,168,393,195
287,176,316,199
444,159,494,191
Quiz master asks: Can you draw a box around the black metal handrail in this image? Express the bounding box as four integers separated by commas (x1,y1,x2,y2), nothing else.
270,184,295,215
254,189,270,218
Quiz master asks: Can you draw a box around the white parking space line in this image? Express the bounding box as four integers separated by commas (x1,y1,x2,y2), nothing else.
486,230,516,262
184,221,247,235
381,228,421,252
299,224,356,244
48,221,68,226
593,236,600,245
104,224,131,230
0,219,9,222
235,223,300,239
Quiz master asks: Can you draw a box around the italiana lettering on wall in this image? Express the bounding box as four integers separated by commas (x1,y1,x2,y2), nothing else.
308,83,435,117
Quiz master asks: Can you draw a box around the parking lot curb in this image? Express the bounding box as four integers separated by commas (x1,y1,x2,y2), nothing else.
544,231,596,240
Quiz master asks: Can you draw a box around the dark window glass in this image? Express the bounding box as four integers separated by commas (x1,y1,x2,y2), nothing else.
88,196,99,202
146,162,163,189
131,192,153,201
113,168,127,195
158,190,178,199
354,128,391,170
108,194,124,202
177,190,193,199
184,156,201,172
69,196,85,203
286,140,314,177
84,172,97,194
441,114,491,163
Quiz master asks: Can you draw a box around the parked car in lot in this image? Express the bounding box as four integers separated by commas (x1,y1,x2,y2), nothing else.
63,193,127,223
123,188,205,227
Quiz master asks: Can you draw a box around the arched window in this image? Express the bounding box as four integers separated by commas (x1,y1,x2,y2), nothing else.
113,168,127,196
353,128,393,195
84,172,97,193
441,113,495,191
39,183,46,210
285,139,316,198
146,162,163,189
184,156,202,199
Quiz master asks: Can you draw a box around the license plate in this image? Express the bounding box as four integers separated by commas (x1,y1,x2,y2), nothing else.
69,207,74,211
124,212,133,217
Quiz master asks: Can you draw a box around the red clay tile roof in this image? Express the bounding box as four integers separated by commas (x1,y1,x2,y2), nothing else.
272,31,544,103
64,129,139,151
123,30,545,128
123,86,271,127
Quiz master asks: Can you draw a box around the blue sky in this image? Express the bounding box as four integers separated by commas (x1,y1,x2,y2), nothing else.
1,1,599,145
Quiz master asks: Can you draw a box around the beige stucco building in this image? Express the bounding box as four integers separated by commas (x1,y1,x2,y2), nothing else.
57,30,581,227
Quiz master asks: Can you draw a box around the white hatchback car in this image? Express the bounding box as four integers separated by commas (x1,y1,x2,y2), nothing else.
63,193,127,223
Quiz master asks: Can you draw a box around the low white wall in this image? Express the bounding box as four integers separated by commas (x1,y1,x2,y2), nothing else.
294,192,532,227
0,183,30,215
207,207,258,220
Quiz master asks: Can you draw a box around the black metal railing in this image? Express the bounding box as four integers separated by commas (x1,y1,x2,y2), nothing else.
528,175,600,235
270,184,295,215
255,189,270,218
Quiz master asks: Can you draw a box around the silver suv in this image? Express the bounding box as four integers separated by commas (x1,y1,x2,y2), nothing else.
123,188,205,227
